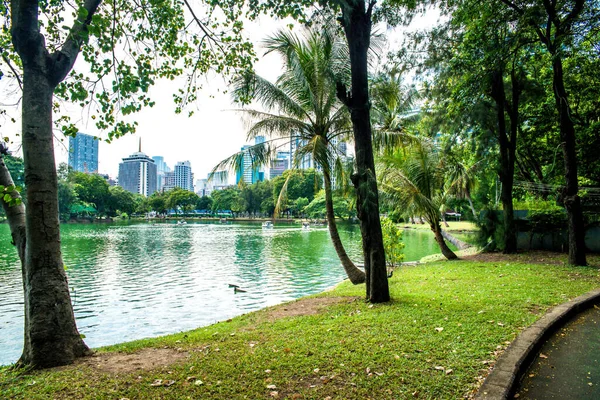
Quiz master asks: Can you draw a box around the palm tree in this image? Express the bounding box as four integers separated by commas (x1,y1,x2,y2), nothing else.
446,161,478,220
379,139,458,260
370,66,421,152
214,24,365,284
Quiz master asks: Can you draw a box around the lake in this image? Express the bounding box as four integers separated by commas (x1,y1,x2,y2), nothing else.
0,221,444,365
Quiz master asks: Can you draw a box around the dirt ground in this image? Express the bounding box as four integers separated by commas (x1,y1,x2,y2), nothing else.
66,296,358,375
462,250,600,267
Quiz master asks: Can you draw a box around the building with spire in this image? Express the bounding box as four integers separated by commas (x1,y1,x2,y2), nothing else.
118,139,157,196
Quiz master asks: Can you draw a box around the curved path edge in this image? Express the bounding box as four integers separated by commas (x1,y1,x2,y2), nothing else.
475,287,600,399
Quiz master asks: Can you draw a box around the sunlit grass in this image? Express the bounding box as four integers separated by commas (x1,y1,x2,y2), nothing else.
1,259,598,399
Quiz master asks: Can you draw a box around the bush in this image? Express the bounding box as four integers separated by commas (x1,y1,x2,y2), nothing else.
528,208,567,233
476,207,504,251
381,217,405,267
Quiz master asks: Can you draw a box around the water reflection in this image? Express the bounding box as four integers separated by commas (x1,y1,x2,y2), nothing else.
0,221,444,365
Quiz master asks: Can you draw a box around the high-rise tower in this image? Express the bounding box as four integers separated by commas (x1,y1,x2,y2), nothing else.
68,132,99,173
118,140,157,196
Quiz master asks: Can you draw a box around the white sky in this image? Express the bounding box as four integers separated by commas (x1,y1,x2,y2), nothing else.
1,9,440,182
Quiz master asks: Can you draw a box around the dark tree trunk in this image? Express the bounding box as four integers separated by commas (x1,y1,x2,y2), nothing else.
490,68,517,253
17,66,91,368
552,56,587,265
11,0,97,368
431,222,458,260
499,0,587,265
0,153,26,263
324,172,365,284
337,1,389,303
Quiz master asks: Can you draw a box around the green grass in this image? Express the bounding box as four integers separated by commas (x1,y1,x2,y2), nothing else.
401,221,478,233
2,259,599,399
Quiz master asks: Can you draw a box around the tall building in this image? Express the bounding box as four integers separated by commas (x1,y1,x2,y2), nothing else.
269,151,290,179
236,145,254,185
211,170,229,191
195,178,210,197
174,161,194,192
68,132,99,173
163,171,176,192
152,156,171,192
236,140,265,185
118,142,157,197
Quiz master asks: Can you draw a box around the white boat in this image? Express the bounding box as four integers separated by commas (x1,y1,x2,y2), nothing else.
177,220,187,225
262,221,273,229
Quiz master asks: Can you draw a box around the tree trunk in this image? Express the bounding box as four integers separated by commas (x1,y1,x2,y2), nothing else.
0,153,27,262
338,1,389,303
490,68,517,253
552,56,587,266
17,66,91,368
467,196,477,220
324,172,365,284
432,223,458,260
441,211,449,227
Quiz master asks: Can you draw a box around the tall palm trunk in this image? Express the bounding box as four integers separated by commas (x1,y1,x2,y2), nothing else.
467,196,477,220
324,172,365,284
431,222,458,260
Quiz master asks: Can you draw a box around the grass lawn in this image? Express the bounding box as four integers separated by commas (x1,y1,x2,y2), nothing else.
401,221,478,233
1,255,599,399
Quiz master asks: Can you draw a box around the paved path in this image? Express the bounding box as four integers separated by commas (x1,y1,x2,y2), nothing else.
516,306,600,399
476,288,600,399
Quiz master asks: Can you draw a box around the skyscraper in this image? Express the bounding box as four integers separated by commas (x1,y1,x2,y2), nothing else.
152,156,170,192
174,161,194,192
68,132,99,173
236,145,254,185
118,141,157,196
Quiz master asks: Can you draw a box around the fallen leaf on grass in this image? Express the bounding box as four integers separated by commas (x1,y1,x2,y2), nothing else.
194,380,204,386
434,366,445,371
539,353,548,359
266,384,277,390
445,369,453,375
435,327,444,332
270,391,279,398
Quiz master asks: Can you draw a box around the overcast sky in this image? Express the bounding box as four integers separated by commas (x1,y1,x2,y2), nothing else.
1,9,440,183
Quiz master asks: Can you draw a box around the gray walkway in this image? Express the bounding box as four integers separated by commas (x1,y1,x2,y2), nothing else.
476,288,600,399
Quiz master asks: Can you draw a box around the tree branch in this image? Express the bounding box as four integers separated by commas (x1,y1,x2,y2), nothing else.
50,0,102,85
1,51,23,90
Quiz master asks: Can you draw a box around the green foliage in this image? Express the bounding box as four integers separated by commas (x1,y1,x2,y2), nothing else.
272,169,322,209
380,217,405,267
304,190,354,219
166,188,200,214
0,184,22,208
476,207,505,251
1,0,256,140
528,209,567,233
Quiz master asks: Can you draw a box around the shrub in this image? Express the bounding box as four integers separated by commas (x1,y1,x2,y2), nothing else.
381,217,405,267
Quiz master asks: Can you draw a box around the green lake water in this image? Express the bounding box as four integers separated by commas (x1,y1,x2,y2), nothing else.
0,221,446,365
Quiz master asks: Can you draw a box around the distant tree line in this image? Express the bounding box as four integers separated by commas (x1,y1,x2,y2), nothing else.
0,163,355,222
